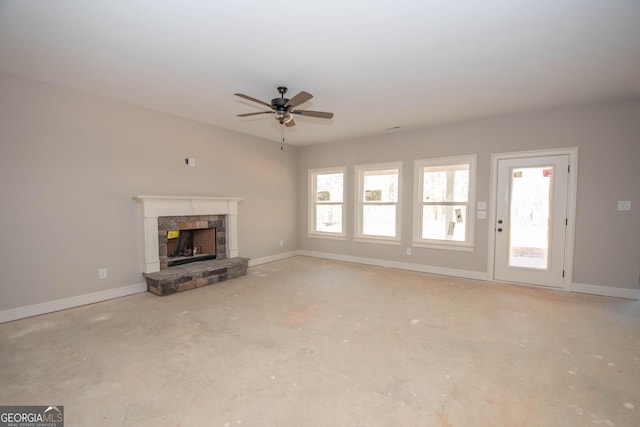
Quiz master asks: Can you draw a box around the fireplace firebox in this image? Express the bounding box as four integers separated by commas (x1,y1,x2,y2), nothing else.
166,228,216,266
157,215,225,270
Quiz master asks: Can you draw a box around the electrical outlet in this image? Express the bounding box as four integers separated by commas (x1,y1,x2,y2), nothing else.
617,201,631,211
98,268,108,279
279,240,284,247
406,248,412,256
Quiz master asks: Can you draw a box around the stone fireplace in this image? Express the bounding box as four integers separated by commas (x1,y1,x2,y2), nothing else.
134,195,249,295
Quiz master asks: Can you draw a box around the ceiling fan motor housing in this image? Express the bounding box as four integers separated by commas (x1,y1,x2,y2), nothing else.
271,97,289,109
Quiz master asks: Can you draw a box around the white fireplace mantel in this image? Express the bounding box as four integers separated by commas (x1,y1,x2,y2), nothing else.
134,195,243,273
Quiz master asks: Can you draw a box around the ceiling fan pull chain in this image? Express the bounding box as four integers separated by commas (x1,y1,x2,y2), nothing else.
281,123,285,150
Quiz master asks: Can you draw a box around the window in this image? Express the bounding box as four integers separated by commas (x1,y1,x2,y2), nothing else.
309,167,345,238
355,162,401,243
414,155,476,250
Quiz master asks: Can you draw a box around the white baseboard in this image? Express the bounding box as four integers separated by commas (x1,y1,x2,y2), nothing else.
298,252,639,300
298,250,489,281
572,282,639,300
1,252,298,323
4,259,635,324
0,282,148,324
248,251,299,267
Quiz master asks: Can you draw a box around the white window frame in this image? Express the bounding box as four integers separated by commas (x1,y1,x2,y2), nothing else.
355,161,402,245
308,166,346,240
413,155,476,251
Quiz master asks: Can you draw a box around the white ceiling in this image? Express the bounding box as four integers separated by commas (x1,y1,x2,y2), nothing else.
1,1,639,146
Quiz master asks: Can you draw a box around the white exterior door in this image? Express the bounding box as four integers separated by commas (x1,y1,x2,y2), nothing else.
494,155,569,288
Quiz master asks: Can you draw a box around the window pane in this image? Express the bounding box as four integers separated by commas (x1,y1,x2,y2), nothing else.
363,205,396,237
423,171,447,202
422,205,467,241
453,169,469,201
423,165,469,202
316,205,342,233
316,173,343,203
364,170,398,202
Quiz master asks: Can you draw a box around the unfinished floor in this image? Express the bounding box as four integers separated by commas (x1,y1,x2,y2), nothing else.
1,256,639,426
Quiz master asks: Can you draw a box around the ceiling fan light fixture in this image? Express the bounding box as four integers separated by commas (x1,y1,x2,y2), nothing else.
284,113,293,124
275,110,293,124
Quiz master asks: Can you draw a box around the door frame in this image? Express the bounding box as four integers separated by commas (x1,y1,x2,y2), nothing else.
487,147,578,292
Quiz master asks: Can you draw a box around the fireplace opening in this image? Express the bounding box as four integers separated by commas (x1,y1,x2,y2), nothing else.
158,214,226,270
166,228,217,267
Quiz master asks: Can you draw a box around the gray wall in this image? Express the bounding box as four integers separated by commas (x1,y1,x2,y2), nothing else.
298,99,640,291
2,69,638,313
0,71,299,311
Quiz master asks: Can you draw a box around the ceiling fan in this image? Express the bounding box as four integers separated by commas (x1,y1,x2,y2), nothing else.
235,86,334,127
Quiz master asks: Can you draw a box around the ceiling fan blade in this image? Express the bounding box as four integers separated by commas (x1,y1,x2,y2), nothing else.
292,110,334,119
237,111,273,117
285,118,296,127
285,91,313,108
234,93,273,109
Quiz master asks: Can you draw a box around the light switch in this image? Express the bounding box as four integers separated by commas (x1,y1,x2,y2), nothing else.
477,210,487,219
617,201,631,211
477,201,487,210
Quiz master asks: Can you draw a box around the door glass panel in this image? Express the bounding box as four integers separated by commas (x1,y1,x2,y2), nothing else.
509,166,552,269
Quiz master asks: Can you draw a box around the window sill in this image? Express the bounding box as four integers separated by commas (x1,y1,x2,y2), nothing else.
354,237,402,246
412,241,474,252
308,233,347,241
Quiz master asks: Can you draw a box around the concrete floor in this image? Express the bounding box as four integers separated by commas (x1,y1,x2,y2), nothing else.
1,256,639,426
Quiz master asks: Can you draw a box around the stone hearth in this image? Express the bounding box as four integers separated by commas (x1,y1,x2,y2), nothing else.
143,258,249,296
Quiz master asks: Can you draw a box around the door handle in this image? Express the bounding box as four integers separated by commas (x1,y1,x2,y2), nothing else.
497,228,503,232
498,219,503,224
